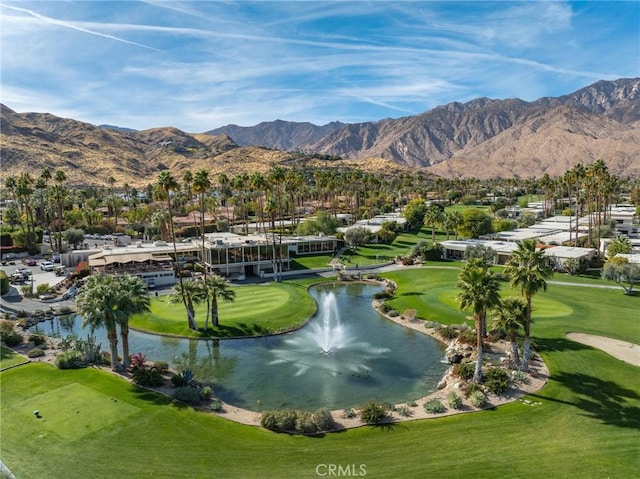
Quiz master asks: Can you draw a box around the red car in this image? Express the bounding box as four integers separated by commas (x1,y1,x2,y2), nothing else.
22,258,37,266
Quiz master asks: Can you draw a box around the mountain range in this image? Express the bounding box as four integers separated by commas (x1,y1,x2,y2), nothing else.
1,78,639,186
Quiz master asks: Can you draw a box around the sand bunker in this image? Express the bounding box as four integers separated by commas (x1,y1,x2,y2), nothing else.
566,333,640,367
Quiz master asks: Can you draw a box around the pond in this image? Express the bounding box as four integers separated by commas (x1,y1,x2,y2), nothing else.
35,282,448,412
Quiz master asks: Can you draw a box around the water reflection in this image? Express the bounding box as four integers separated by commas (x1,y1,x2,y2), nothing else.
35,283,447,411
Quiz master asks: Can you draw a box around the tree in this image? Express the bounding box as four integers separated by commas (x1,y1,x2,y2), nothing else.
344,226,371,249
602,257,640,295
155,171,198,330
442,210,462,240
606,236,632,259
491,297,526,369
456,259,501,383
464,244,496,263
403,199,427,230
203,275,236,328
423,204,445,243
169,280,206,330
63,228,85,249
296,210,340,236
115,274,150,368
459,208,493,239
504,239,553,372
76,273,150,370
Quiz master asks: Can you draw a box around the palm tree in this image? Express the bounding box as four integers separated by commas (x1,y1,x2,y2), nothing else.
116,275,151,368
456,259,501,383
155,171,198,330
491,297,527,369
169,280,206,330
76,273,150,370
203,274,236,328
504,239,553,372
423,204,444,243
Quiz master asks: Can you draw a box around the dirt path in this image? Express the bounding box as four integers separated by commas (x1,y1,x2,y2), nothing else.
566,333,640,367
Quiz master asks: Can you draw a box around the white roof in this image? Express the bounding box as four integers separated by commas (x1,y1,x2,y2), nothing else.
542,246,596,259
615,253,640,264
440,239,520,255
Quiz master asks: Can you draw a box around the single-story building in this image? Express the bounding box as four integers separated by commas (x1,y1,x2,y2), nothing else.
541,246,598,271
440,239,520,264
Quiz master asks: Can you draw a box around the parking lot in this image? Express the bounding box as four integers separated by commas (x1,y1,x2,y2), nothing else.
1,258,68,295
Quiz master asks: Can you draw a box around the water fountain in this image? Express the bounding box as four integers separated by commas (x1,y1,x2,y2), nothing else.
269,291,391,377
37,283,448,411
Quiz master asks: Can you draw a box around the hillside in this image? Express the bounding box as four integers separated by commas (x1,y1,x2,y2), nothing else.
1,78,638,184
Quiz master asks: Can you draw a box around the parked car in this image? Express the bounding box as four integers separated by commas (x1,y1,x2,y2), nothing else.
52,255,61,263
22,258,37,266
40,261,55,271
16,267,32,276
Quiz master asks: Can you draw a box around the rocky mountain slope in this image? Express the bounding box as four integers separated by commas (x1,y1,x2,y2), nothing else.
1,78,638,185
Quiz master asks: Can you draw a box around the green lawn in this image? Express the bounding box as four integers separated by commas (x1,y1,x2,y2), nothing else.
1,267,639,478
0,345,28,370
130,279,322,338
290,253,334,270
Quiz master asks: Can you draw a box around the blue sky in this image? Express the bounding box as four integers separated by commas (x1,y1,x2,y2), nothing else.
1,1,638,132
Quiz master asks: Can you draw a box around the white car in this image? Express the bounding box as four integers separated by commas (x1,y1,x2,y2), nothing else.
40,261,55,271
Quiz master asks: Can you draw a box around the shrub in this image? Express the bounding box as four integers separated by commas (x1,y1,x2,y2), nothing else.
407,400,418,407
153,360,169,372
378,303,392,313
423,321,440,330
274,409,298,431
312,408,335,431
209,399,223,412
359,401,387,424
55,350,86,369
295,412,317,433
342,408,357,419
200,386,213,401
260,411,277,430
373,290,391,300
28,333,46,346
403,309,417,321
59,306,73,315
172,386,201,405
469,390,487,408
76,335,103,364
132,367,165,387
511,370,529,386
0,270,9,295
0,320,22,347
396,406,412,417
454,362,475,381
447,391,463,409
388,309,400,317
463,382,484,398
424,399,446,414
483,367,511,395
438,326,458,340
171,368,197,388
130,352,147,370
28,347,45,358
457,328,476,345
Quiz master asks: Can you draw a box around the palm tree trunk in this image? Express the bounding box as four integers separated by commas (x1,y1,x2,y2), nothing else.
509,336,521,369
107,328,121,370
120,326,130,369
520,297,532,372
473,316,484,383
212,295,219,327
